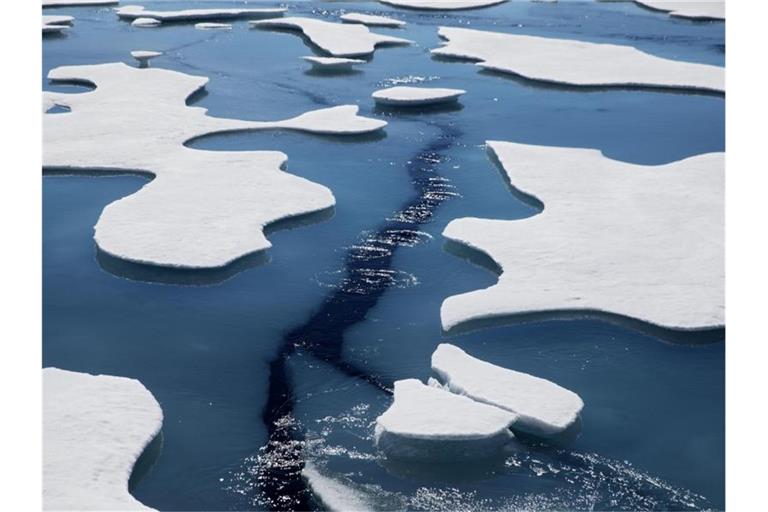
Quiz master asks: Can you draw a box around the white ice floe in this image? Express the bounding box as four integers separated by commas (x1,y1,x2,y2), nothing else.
303,56,366,72
43,0,117,7
372,86,465,106
432,344,583,436
43,62,386,269
380,0,507,10
432,26,724,93
341,12,406,28
441,141,724,333
302,463,373,512
43,14,73,34
132,17,160,27
131,50,162,67
195,22,232,30
116,5,285,22
635,0,724,21
43,367,162,511
251,17,412,58
374,379,516,460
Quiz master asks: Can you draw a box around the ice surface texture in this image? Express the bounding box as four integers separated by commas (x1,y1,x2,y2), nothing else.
635,0,725,21
441,141,724,333
43,368,162,511
432,26,724,93
43,63,386,270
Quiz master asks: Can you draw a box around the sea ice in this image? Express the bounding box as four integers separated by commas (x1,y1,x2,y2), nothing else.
43,368,162,511
132,17,160,28
44,62,386,270
635,0,725,21
116,5,285,22
374,379,517,460
251,17,412,58
195,22,233,30
372,86,465,106
131,50,162,67
42,15,73,34
441,141,724,333
341,12,406,28
303,56,366,72
43,0,117,6
432,26,724,93
432,344,584,436
302,463,373,512
379,0,508,10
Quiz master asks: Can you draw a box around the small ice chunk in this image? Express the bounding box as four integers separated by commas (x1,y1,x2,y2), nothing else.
379,0,508,10
303,56,366,72
301,463,373,512
372,86,465,106
132,17,161,28
42,14,74,34
195,22,233,30
635,0,724,21
116,5,285,22
432,344,584,436
131,50,162,67
341,12,406,28
374,379,516,461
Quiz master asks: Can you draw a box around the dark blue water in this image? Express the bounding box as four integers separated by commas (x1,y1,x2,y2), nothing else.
43,1,724,510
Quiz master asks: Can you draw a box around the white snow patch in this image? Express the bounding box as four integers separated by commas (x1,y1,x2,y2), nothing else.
251,17,412,58
302,463,373,512
116,5,285,22
432,26,724,93
43,367,162,511
341,12,406,28
380,0,508,10
132,17,160,27
372,86,465,106
441,141,724,332
43,62,386,269
374,379,516,460
303,56,366,71
635,0,724,21
195,22,232,30
432,344,584,436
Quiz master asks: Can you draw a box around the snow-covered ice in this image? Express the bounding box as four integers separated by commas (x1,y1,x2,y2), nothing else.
251,17,412,58
43,62,386,270
43,367,162,511
374,379,517,460
380,0,507,10
195,22,232,30
303,56,366,72
341,12,406,28
132,17,160,28
302,463,373,512
43,15,73,34
372,86,466,106
131,50,162,67
432,344,584,436
635,0,725,21
43,0,116,7
432,27,724,93
116,5,285,22
441,141,724,333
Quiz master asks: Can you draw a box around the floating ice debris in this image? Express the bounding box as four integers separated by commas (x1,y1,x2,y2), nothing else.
432,344,584,436
372,86,466,106
251,17,412,58
116,5,285,23
43,368,162,511
303,56,366,72
195,22,232,30
131,50,162,67
43,14,73,34
374,379,517,461
441,141,724,333
635,0,724,21
132,17,160,28
341,12,406,28
43,0,116,7
432,26,724,93
379,0,508,10
44,63,386,270
302,463,373,512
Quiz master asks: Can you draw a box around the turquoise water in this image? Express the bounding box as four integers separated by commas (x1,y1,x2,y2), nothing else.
43,1,724,510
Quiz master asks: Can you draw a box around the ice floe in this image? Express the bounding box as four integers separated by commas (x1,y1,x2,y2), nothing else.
251,17,412,58
43,0,116,7
302,463,373,512
635,0,725,21
43,62,386,270
380,0,508,10
116,5,285,23
43,367,162,511
195,22,232,30
432,344,583,436
341,12,406,28
42,15,73,34
131,50,162,67
374,379,517,460
303,56,366,72
441,141,724,333
372,86,465,106
132,17,160,28
432,26,724,93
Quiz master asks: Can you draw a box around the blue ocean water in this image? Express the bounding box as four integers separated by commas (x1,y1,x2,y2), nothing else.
43,1,724,510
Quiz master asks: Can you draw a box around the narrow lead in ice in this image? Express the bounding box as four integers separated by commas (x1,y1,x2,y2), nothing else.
341,12,406,28
432,344,584,436
116,5,285,22
635,0,725,21
379,0,508,10
43,368,162,511
374,379,517,461
441,141,724,333
251,17,412,58
372,86,466,106
432,26,724,93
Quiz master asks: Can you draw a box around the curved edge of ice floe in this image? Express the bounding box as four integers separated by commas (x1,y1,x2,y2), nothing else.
634,0,725,21
302,463,373,512
132,17,161,27
43,367,163,511
379,0,508,11
372,86,466,106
